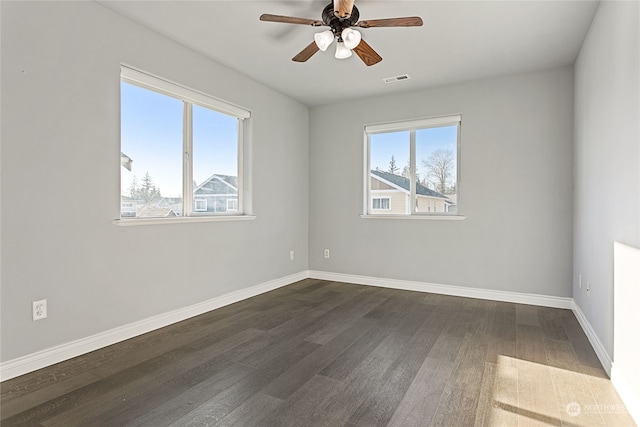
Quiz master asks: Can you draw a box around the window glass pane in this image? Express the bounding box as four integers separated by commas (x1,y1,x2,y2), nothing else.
120,82,183,218
192,104,239,213
369,131,410,214
416,125,458,213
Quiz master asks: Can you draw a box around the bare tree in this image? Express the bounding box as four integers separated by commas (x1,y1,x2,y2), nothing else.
402,159,422,183
401,159,410,179
422,149,454,194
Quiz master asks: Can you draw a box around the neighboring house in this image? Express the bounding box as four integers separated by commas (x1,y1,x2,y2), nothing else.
193,174,239,213
121,196,182,218
370,169,454,214
120,196,137,218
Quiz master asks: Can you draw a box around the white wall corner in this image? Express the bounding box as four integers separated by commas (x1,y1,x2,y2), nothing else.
571,301,612,376
0,271,309,382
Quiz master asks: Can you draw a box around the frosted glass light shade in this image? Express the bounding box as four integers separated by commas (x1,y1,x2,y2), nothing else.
335,42,352,59
314,30,334,51
341,28,361,49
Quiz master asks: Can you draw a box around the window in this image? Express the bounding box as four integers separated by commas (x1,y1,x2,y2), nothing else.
365,114,460,216
227,198,238,212
372,197,390,210
194,199,207,212
120,66,250,220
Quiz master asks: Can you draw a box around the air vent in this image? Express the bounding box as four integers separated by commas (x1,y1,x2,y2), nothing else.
382,74,411,83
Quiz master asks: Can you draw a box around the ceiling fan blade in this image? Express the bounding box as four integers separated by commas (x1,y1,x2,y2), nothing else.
353,39,382,66
356,17,423,28
260,14,324,27
292,41,320,62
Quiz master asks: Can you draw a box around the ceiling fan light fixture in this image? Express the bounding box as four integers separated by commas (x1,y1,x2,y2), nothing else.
341,28,361,49
314,30,334,51
335,41,353,59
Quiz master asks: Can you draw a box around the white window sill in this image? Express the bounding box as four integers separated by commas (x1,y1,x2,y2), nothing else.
360,214,467,221
113,215,256,226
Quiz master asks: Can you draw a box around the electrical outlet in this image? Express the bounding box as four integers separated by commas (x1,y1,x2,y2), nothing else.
290,250,295,261
579,274,582,289
32,299,47,321
323,249,330,259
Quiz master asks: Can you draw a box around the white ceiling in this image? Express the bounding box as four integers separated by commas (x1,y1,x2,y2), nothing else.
99,0,599,106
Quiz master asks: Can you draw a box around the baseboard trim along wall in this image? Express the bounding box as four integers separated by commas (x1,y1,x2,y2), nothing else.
308,270,574,309
3,270,608,383
0,271,307,382
571,302,613,376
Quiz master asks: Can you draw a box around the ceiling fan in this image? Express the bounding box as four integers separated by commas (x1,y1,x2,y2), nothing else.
260,0,423,66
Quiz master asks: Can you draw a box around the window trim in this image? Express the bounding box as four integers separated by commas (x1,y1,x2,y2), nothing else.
363,114,464,219
118,65,251,221
120,66,250,119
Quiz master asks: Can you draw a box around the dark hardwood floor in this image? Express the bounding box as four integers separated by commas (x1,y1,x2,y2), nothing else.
1,279,635,426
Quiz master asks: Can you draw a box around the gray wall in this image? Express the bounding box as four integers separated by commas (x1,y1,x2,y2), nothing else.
309,67,575,297
573,1,639,357
0,1,309,362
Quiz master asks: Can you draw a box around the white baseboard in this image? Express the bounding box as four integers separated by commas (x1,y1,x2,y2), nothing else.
308,270,574,309
0,271,308,382
571,302,612,376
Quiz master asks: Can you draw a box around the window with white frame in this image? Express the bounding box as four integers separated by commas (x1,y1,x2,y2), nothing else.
226,198,238,212
194,199,207,212
365,115,460,216
372,197,390,210
119,66,250,220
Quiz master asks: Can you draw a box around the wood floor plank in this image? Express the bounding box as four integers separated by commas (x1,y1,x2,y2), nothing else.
347,306,452,426
121,363,258,427
517,358,563,426
588,374,637,426
261,316,376,400
216,392,283,427
430,325,491,426
310,340,412,425
0,371,102,420
386,352,457,427
516,304,541,326
485,302,517,364
256,374,342,427
166,339,322,426
560,312,604,370
548,365,606,426
37,328,268,427
538,307,570,341
393,301,490,427
516,323,548,365
473,359,519,427
319,311,402,381
304,288,389,345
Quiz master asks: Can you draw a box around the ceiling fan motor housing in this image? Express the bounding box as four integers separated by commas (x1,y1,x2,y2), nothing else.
322,3,359,37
